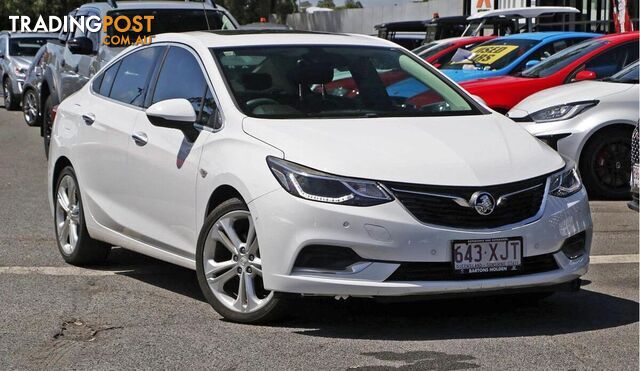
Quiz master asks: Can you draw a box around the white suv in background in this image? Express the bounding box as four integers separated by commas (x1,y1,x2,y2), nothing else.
48,31,592,323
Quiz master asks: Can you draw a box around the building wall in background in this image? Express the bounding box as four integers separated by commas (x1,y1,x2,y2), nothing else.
286,0,463,35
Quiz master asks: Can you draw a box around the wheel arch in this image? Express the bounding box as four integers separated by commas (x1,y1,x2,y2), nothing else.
576,121,636,168
52,156,73,193
205,185,244,218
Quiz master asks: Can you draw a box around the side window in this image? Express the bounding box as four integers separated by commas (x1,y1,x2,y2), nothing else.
512,43,556,74
584,42,638,78
92,60,120,96
110,47,162,106
151,46,217,126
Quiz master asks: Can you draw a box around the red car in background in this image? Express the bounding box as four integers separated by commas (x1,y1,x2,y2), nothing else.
459,32,639,113
413,36,495,67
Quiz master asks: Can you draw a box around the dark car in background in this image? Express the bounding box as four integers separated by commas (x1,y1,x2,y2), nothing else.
0,32,57,110
630,122,639,211
32,0,238,157
21,45,49,126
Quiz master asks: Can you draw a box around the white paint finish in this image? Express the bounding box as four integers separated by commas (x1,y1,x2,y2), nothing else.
146,98,197,123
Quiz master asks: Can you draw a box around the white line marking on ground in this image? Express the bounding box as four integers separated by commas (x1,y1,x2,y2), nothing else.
0,255,637,276
590,254,639,264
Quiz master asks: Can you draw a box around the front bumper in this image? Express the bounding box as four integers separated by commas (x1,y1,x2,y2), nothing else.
249,186,592,297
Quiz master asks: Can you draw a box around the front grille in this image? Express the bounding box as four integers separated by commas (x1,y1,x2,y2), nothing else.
386,253,559,281
384,175,547,229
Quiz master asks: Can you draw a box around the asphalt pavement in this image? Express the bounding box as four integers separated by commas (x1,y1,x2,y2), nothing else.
0,107,638,370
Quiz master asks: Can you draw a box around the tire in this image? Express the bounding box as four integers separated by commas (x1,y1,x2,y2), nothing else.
43,95,54,159
580,127,633,199
196,198,289,323
3,78,18,111
54,166,111,265
22,89,40,127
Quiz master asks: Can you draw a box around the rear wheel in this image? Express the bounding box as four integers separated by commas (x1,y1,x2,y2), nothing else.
23,89,40,126
43,96,54,158
54,166,111,265
196,198,289,323
580,127,633,199
3,78,18,111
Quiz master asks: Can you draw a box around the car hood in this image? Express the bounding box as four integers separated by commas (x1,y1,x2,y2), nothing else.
11,56,33,69
509,80,636,115
242,114,564,186
441,68,500,83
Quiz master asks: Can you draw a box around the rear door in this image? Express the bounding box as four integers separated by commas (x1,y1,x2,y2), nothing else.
123,45,218,258
72,46,164,230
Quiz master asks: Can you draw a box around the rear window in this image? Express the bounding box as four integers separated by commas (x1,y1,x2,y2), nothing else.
106,9,236,40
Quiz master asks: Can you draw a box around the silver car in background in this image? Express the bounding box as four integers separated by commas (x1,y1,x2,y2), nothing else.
0,32,57,110
508,62,640,199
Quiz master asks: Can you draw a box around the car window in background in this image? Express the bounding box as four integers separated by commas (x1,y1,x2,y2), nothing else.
151,46,213,126
608,62,639,83
106,9,236,41
584,42,639,78
212,46,480,119
521,39,607,78
9,38,52,57
415,42,451,59
109,47,162,106
442,39,540,71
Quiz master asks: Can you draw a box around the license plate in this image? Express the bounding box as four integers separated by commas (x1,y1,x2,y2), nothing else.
452,238,522,274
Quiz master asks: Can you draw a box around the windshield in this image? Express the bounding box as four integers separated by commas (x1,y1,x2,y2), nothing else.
521,39,607,78
414,42,452,59
442,39,539,71
608,62,639,83
212,46,480,119
106,9,236,39
8,37,52,57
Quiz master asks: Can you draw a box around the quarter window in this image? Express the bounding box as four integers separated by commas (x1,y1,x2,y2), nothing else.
583,42,639,79
109,47,162,106
92,60,121,97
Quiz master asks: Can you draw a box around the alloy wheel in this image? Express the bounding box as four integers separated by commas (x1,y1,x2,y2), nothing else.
594,141,631,191
23,91,38,124
203,210,273,314
55,175,81,255
3,81,10,108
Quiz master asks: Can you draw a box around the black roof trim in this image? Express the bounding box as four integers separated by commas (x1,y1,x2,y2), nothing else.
205,29,339,36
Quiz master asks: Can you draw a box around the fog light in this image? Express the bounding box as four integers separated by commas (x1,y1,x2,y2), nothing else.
561,231,586,259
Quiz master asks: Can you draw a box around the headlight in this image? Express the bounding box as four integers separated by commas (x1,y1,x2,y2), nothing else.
266,157,393,206
530,101,598,123
549,165,582,197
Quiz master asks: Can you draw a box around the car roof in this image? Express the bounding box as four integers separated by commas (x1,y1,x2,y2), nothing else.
595,31,640,42
79,1,220,12
158,30,398,49
493,31,599,41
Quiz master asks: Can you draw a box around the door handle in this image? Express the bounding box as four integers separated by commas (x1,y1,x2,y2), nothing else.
131,131,148,146
82,113,95,126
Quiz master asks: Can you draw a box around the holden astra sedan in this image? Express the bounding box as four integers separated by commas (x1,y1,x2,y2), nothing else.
48,31,592,323
461,32,639,113
509,62,639,199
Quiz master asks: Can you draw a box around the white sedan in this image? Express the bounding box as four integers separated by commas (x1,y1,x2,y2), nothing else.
48,30,592,323
508,62,639,199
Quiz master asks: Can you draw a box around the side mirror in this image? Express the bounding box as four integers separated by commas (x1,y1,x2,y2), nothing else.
146,98,199,142
67,37,94,55
574,70,597,82
525,59,540,69
471,94,487,106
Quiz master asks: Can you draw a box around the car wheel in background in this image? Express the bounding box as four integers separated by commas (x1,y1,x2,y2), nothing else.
580,127,633,199
22,89,40,126
3,78,18,111
196,198,289,323
54,166,111,265
43,96,54,158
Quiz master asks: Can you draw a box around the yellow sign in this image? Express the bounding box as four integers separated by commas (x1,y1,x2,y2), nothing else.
470,45,519,65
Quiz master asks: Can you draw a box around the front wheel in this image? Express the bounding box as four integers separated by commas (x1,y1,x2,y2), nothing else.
43,96,54,159
580,127,633,199
3,78,18,110
196,198,289,323
23,89,40,126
